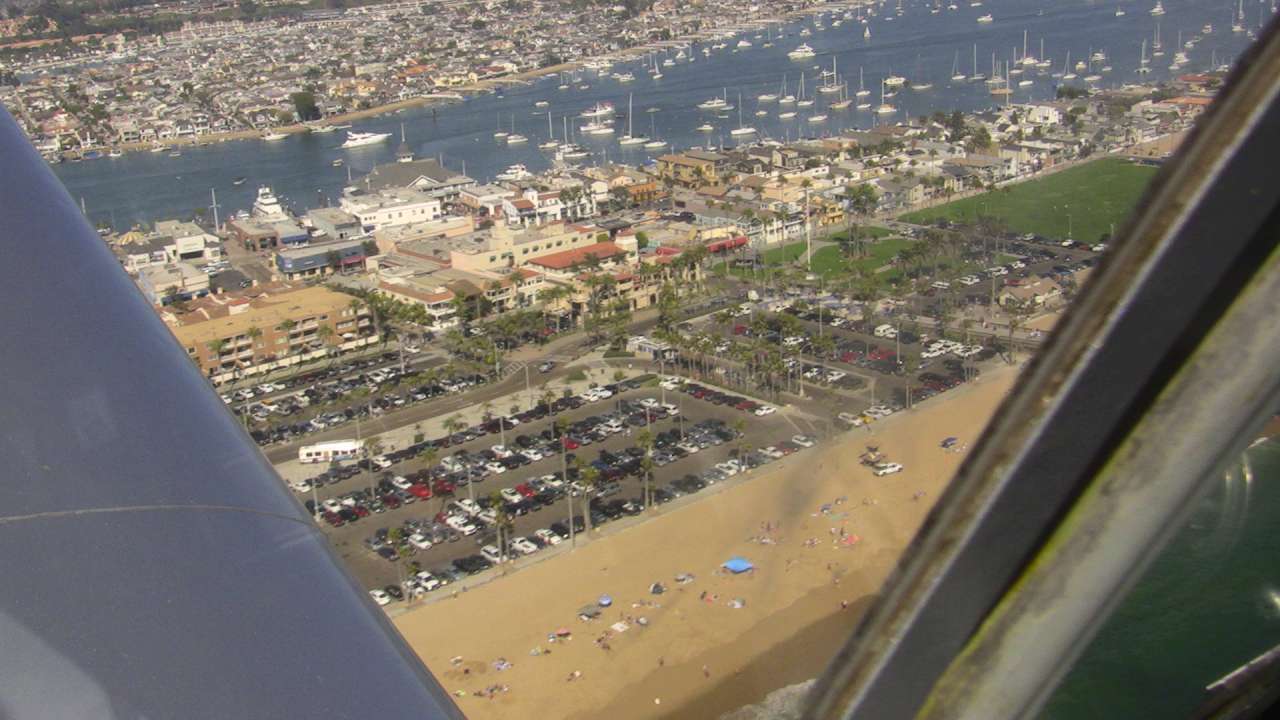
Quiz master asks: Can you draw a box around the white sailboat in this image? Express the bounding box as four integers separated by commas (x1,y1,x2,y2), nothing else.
539,112,559,150
1062,51,1078,80
876,79,897,114
951,51,966,81
506,115,527,144
819,57,842,94
1138,40,1152,73
1153,21,1165,57
1232,0,1246,32
619,94,647,145
970,44,987,81
731,93,757,137
1150,1,1165,16
778,74,795,104
493,113,508,140
644,112,667,150
797,73,814,107
831,83,853,109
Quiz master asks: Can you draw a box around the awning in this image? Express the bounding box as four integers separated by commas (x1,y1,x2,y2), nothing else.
706,236,749,253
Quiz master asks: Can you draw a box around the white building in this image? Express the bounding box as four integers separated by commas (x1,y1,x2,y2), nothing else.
340,187,444,232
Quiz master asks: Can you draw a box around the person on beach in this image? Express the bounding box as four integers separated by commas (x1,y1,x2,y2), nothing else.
702,665,711,679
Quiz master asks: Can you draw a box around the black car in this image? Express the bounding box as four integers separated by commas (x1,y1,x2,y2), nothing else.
383,584,404,601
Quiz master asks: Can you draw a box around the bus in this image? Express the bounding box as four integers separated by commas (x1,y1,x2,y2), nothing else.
298,439,364,464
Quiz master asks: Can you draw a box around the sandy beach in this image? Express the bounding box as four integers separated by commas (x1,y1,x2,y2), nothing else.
393,359,1022,719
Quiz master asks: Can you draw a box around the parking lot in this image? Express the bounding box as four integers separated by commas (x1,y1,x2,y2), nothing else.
298,376,816,604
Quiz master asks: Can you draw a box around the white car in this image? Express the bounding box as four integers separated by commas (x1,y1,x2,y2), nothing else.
414,571,441,592
659,377,683,391
754,405,777,416
661,402,680,415
369,589,391,606
1061,239,1075,247
825,370,847,383
491,444,514,458
535,529,563,546
481,544,506,564
782,336,805,347
714,461,741,477
593,388,614,399
500,487,523,504
829,317,848,327
521,448,544,462
477,508,497,526
761,446,785,459
445,515,478,535
408,532,433,550
454,498,482,517
874,462,904,476
931,280,951,290
837,412,865,427
371,455,393,470
1092,243,1108,253
539,474,564,490
791,434,816,448
484,461,508,475
960,275,980,286
511,537,539,555
322,498,343,514
677,440,701,454
391,475,413,490
1011,260,1026,269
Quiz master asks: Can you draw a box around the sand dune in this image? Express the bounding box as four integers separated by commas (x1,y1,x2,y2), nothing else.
394,361,1022,719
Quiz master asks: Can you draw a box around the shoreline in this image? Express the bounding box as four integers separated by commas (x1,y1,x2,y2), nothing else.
63,2,867,159
579,589,876,720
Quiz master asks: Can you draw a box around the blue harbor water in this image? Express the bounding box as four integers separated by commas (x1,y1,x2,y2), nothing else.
49,0,1262,229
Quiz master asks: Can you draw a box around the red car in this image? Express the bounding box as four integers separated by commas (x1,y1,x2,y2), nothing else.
562,437,580,450
432,479,457,495
515,483,537,498
352,505,371,518
321,511,344,527
733,324,749,335
408,483,433,499
379,493,401,509
735,400,758,411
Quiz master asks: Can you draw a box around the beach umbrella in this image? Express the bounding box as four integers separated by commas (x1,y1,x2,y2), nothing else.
555,627,572,637
598,594,613,607
722,557,755,574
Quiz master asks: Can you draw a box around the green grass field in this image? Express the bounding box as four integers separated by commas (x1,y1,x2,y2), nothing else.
809,236,915,277
899,158,1158,242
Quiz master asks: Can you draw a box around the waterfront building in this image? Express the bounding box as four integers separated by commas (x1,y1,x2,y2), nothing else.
339,187,445,232
274,237,371,281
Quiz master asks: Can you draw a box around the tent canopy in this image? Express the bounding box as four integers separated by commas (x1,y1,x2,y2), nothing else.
722,556,755,574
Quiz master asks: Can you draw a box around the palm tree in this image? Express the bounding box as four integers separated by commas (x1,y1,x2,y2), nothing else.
487,490,514,566
553,416,577,546
575,458,600,534
636,428,655,509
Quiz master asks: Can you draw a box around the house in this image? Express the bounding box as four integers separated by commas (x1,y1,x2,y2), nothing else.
656,150,730,188
999,278,1063,307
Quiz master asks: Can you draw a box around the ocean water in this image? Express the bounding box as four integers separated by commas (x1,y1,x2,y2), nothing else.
46,0,1264,229
1043,438,1280,718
